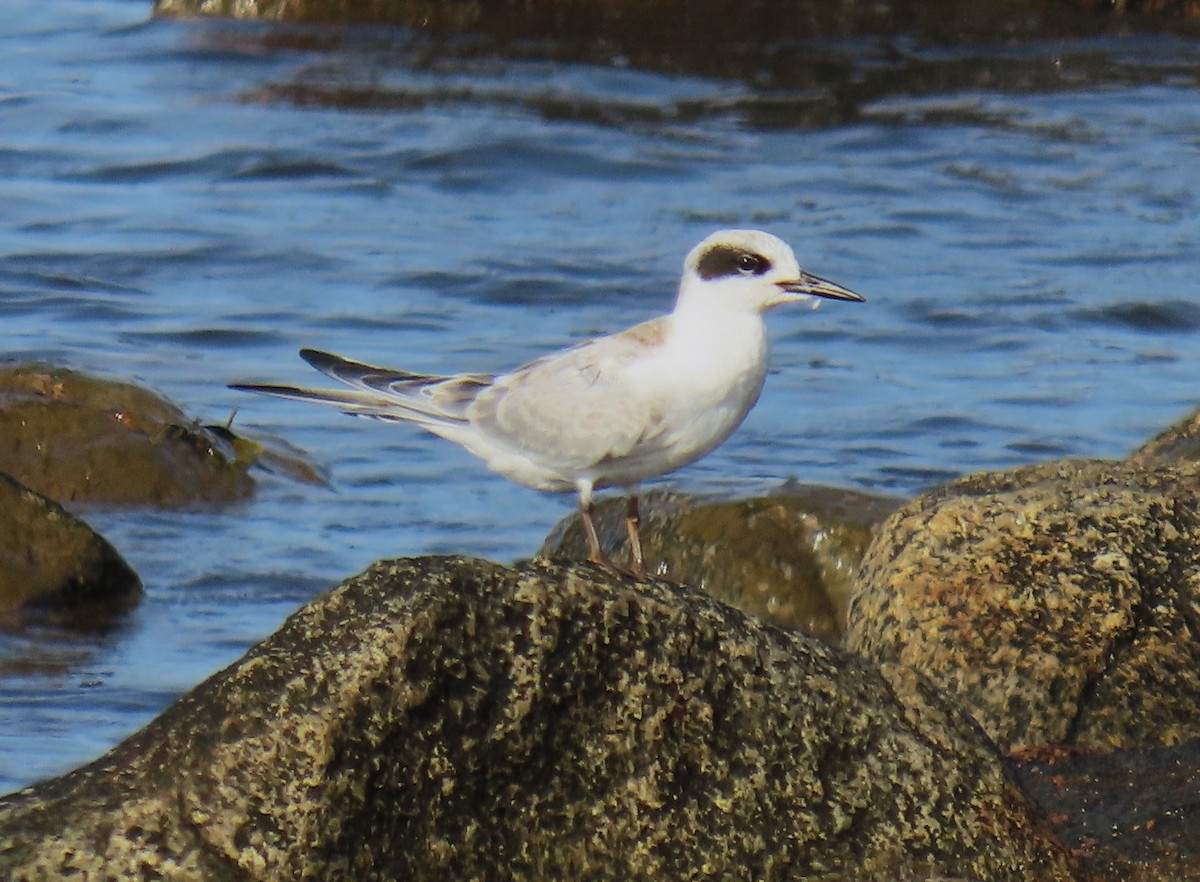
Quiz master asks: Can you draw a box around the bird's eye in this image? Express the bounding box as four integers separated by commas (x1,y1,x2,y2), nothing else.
737,253,764,275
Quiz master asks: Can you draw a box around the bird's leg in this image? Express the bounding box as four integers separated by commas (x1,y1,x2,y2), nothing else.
578,487,609,567
624,494,644,575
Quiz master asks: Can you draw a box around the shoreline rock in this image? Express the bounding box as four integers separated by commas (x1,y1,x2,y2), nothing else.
152,0,1200,29
1014,737,1200,882
0,362,254,508
1129,403,1200,466
845,458,1200,755
0,472,142,625
0,556,1079,881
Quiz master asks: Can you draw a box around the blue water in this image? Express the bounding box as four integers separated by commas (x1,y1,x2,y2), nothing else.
2,1,1200,792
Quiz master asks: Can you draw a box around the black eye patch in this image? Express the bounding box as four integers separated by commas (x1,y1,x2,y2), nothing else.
696,245,772,280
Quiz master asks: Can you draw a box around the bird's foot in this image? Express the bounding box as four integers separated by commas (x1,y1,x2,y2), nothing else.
585,551,644,579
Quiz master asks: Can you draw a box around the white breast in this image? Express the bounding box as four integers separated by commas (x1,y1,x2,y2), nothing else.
595,310,769,487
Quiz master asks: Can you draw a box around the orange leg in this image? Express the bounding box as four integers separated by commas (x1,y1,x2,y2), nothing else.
625,495,644,575
580,496,609,566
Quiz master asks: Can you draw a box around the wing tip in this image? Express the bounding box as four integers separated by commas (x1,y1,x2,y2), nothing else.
299,348,338,370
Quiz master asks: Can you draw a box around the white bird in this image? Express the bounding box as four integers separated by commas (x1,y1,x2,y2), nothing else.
231,229,863,573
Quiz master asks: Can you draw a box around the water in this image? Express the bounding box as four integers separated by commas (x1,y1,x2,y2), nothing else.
2,0,1199,792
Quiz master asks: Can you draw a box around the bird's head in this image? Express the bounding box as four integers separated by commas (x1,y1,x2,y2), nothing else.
678,229,863,316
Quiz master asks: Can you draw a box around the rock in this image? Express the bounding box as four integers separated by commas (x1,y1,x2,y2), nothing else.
1014,738,1200,882
205,423,329,488
150,0,1189,33
1129,403,1200,466
0,556,1078,881
0,472,141,625
845,458,1200,754
541,485,899,640
0,362,254,506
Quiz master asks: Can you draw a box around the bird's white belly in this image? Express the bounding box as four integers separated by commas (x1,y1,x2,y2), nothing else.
598,374,765,487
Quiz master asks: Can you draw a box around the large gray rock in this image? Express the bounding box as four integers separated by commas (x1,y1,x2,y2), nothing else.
0,557,1078,881
846,458,1200,754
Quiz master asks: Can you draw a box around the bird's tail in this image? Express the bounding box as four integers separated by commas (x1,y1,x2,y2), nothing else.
230,348,493,426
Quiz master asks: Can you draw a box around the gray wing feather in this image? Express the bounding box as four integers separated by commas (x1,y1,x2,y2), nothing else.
301,348,493,421
467,318,668,470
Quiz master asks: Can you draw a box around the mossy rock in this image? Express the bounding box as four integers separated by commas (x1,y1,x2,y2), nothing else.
0,363,253,507
0,472,141,625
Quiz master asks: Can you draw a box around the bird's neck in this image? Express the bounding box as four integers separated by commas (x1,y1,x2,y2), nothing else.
664,302,768,372
671,294,764,336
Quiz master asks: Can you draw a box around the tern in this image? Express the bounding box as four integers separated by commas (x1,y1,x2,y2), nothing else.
231,229,864,573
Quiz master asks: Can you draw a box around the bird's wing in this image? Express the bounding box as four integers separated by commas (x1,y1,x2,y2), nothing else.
231,348,494,424
467,316,671,471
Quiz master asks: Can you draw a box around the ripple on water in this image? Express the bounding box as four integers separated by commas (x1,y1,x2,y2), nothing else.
72,148,362,184
1071,300,1200,334
402,138,695,191
117,327,287,348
